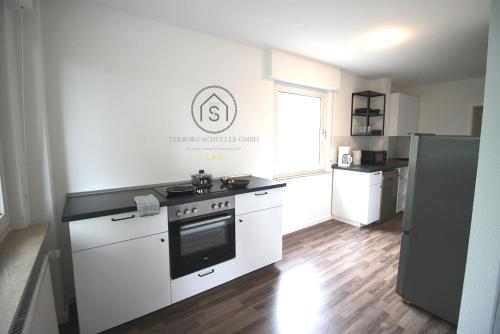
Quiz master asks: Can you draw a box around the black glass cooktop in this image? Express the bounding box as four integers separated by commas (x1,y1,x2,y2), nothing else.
153,180,233,197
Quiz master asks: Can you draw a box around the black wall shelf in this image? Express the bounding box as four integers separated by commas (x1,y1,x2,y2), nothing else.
351,90,386,136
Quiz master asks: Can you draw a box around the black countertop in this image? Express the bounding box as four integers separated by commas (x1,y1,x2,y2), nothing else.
61,176,286,222
332,159,409,173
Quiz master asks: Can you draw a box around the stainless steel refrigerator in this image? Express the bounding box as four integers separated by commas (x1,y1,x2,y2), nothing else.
396,134,479,325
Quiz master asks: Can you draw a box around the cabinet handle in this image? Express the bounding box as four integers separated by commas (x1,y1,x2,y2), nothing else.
111,214,135,221
198,269,215,277
255,191,268,196
238,219,243,223
160,238,165,242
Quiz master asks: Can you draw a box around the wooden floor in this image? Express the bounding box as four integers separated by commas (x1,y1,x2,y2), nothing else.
60,215,456,334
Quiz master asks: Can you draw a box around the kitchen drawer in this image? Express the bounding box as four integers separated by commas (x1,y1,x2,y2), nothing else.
69,208,168,252
171,259,237,303
235,188,283,215
369,171,383,185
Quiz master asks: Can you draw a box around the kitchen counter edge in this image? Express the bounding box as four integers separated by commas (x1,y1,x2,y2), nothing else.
61,177,286,223
332,159,409,173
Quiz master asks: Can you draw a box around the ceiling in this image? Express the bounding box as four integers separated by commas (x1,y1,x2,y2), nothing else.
86,0,490,87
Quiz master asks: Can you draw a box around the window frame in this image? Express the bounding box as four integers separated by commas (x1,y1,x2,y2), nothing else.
273,83,331,179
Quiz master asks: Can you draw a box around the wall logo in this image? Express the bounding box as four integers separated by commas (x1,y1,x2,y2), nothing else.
191,85,237,134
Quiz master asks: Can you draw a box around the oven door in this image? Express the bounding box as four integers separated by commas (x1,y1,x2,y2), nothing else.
169,210,235,279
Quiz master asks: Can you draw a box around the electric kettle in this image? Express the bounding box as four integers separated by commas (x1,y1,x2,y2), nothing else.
338,146,353,167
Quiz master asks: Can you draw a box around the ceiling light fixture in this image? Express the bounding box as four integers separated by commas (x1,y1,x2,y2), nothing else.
357,27,412,50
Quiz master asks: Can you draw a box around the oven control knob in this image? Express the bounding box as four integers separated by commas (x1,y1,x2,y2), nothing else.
224,201,230,207
218,202,224,208
184,209,191,216
192,208,199,214
212,203,218,209
176,210,182,217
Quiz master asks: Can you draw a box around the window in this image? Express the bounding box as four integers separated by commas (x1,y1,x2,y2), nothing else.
274,84,330,178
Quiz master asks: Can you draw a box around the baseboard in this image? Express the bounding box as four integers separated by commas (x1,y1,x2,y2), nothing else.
283,216,333,235
0,223,11,244
331,215,362,228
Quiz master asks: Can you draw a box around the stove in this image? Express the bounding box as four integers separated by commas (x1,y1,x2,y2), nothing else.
153,179,232,198
166,192,236,279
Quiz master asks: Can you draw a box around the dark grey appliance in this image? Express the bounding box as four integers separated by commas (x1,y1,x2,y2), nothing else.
380,169,398,222
361,150,387,164
168,196,235,279
396,135,479,325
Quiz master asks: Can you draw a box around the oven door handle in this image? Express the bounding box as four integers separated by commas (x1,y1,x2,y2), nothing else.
180,215,232,231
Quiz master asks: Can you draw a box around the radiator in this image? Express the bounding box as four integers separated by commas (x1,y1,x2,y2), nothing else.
10,255,59,334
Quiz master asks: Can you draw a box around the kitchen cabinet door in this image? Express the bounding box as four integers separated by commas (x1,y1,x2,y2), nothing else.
332,169,382,226
368,183,382,223
235,207,282,276
73,232,171,334
388,93,419,136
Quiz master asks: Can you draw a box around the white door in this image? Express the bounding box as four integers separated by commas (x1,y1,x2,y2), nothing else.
73,232,171,334
235,207,282,276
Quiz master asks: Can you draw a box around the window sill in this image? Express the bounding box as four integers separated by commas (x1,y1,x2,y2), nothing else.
273,169,331,181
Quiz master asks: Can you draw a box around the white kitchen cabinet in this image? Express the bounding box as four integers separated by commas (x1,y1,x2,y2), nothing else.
70,209,171,334
235,206,282,276
73,232,171,334
388,93,419,136
397,167,409,212
332,169,382,227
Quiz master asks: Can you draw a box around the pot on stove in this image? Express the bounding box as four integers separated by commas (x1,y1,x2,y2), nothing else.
191,169,212,187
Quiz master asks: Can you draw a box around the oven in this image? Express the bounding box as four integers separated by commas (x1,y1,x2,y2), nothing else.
168,196,235,279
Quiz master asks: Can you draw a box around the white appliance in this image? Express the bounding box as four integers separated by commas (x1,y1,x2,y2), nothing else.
337,146,353,167
352,150,362,165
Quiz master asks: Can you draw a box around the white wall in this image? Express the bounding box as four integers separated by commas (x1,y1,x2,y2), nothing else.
282,173,333,234
397,77,485,135
267,49,340,90
42,0,275,194
458,0,500,331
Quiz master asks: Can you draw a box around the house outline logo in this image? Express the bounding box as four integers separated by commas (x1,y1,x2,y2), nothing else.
200,93,228,122
191,86,237,134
